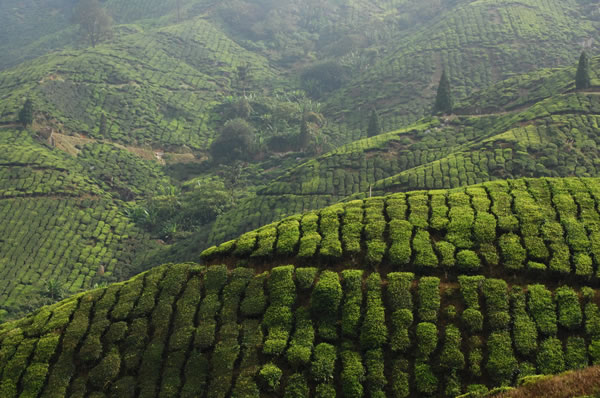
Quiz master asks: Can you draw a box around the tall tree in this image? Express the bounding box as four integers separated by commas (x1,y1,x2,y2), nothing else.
367,108,382,137
18,99,33,127
576,51,591,90
72,0,113,48
433,69,453,114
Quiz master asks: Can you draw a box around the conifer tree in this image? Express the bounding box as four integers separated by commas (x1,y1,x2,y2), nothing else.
367,108,382,137
18,99,33,127
99,114,108,136
576,51,591,90
433,69,453,114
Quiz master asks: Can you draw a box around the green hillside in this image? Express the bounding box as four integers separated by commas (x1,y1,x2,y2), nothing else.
325,0,599,127
195,67,600,249
4,175,600,396
0,130,161,319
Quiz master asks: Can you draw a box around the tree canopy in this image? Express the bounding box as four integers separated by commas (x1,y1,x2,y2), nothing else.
210,118,256,162
433,69,453,114
72,0,113,48
576,51,591,90
18,99,33,127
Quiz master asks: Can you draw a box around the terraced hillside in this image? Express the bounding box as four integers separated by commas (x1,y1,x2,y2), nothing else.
3,178,600,396
0,16,276,150
197,62,600,248
326,0,599,127
0,129,159,319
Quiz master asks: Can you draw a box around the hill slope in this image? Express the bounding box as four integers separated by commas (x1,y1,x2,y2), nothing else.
4,176,600,396
0,129,161,319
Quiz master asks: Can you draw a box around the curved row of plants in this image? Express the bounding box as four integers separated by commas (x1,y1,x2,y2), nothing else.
0,262,598,397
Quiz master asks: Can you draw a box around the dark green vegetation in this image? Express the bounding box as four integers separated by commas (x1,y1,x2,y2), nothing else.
0,260,598,397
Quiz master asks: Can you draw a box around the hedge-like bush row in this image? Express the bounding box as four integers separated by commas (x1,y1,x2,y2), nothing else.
204,177,600,282
1,263,599,397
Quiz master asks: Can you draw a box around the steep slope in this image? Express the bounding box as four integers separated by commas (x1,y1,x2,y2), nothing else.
0,129,159,319
3,177,600,396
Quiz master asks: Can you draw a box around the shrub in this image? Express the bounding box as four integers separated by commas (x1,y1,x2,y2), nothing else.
585,302,600,338
413,229,438,268
296,267,318,290
276,219,301,255
418,277,440,322
414,362,438,395
319,208,343,258
536,337,565,375
440,325,465,370
311,343,336,383
390,360,410,398
341,349,365,398
486,331,517,384
499,233,526,270
360,273,387,350
528,284,557,336
575,253,594,278
252,225,277,257
210,118,256,162
240,273,267,317
590,339,600,365
458,275,484,309
474,212,496,243
483,279,509,330
286,308,314,368
513,314,538,356
390,309,412,352
341,270,364,338
365,349,387,395
88,347,121,389
312,271,342,338
436,241,456,267
556,286,582,330
284,373,309,398
342,205,363,255
566,336,588,370
462,309,483,333
416,322,438,359
259,363,282,392
457,250,481,270
389,220,412,266
315,383,336,398
386,273,414,310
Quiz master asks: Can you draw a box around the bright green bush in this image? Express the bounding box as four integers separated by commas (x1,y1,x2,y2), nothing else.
416,322,438,359
565,336,588,370
311,343,336,383
499,233,526,270
365,349,386,396
360,273,387,350
436,241,456,267
483,279,509,330
389,220,412,266
341,270,363,338
390,359,410,398
386,272,414,310
536,337,565,375
486,331,517,384
462,308,483,333
440,325,465,370
556,286,582,330
259,363,282,392
88,347,121,389
340,349,365,398
390,309,412,352
418,277,440,322
528,284,557,336
286,308,314,368
276,218,301,255
457,250,481,270
413,229,438,269
459,275,484,309
312,271,342,339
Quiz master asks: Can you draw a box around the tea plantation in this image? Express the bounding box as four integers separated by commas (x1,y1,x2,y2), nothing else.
203,83,600,246
0,130,157,319
1,251,599,396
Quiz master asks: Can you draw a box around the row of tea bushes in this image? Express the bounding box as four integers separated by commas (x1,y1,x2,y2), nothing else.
203,177,600,282
1,263,598,397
